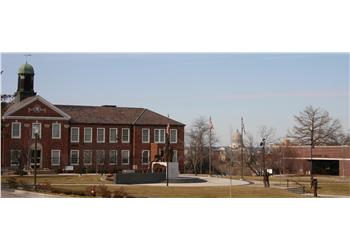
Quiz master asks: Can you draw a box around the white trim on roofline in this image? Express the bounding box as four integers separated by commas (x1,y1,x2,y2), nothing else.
4,95,71,120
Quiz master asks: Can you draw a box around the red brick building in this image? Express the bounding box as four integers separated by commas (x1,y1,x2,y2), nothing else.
281,146,350,176
1,63,185,173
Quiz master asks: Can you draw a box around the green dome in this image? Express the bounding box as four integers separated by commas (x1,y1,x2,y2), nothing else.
18,63,34,75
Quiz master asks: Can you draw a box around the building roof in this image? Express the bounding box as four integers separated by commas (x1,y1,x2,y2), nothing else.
55,105,185,126
18,63,34,75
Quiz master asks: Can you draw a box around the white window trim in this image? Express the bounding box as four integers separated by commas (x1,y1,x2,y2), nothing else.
52,123,61,139
11,122,21,139
121,150,130,165
142,128,150,143
70,150,79,165
109,128,118,143
32,122,42,139
141,150,150,165
71,127,80,143
109,150,118,165
154,129,165,144
51,150,61,166
83,150,93,165
84,127,93,143
122,128,130,143
10,150,21,167
170,129,178,144
97,128,105,143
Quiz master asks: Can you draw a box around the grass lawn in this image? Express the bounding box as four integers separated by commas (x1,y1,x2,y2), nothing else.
2,175,301,198
2,174,348,197
50,184,302,198
230,175,350,196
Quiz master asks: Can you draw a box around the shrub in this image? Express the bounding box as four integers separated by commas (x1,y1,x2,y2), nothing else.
37,182,52,192
112,187,129,198
86,185,97,197
97,184,111,198
14,169,28,176
6,177,18,189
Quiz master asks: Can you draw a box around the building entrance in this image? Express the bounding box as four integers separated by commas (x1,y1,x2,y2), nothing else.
311,160,339,175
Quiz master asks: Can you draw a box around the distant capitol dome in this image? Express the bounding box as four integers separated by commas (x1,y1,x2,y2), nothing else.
18,63,35,75
231,129,242,149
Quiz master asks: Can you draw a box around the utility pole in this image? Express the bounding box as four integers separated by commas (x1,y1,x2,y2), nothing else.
240,117,245,180
209,117,213,176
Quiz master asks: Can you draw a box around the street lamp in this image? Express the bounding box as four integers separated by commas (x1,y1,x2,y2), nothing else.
260,138,266,174
33,126,39,191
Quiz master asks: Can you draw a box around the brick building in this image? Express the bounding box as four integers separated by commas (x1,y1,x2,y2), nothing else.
282,146,350,176
1,63,185,173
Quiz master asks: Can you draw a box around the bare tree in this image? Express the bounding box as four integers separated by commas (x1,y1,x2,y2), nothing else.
289,105,343,181
186,116,219,175
289,105,342,146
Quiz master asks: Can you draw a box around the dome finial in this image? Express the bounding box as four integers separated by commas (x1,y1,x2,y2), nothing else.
24,54,31,64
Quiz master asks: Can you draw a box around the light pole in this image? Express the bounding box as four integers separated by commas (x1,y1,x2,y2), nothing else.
33,126,39,191
260,138,266,173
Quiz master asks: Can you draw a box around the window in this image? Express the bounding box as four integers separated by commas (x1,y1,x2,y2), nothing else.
10,150,21,166
121,150,130,165
142,128,150,143
122,128,130,143
142,150,150,164
109,150,117,165
51,150,60,166
52,123,61,139
70,150,79,165
172,150,178,162
170,129,177,143
109,128,118,143
71,127,80,143
97,128,105,143
154,129,165,143
32,123,42,139
83,150,92,165
84,127,92,143
11,122,21,139
96,150,105,165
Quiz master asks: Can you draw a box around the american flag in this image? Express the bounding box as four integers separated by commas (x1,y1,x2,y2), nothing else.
209,116,214,130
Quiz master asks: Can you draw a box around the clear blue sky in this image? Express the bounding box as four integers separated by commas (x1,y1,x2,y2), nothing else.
1,53,349,145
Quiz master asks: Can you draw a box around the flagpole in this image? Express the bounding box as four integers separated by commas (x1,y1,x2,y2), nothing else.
240,117,244,180
208,117,213,176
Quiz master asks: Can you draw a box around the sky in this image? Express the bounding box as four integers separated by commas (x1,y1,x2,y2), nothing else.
1,53,349,145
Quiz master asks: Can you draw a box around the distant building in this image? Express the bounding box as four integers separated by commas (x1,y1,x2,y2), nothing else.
1,63,185,173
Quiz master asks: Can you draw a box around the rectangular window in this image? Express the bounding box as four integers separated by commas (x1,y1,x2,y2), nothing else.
84,127,92,143
71,127,80,143
122,128,130,143
70,150,79,165
109,128,118,143
121,150,130,165
11,122,21,139
170,129,177,143
32,123,42,139
172,150,178,162
142,150,150,164
109,150,117,165
142,128,150,143
96,150,105,165
154,129,165,143
52,123,61,139
97,128,105,143
51,150,60,166
83,150,92,165
10,150,21,166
